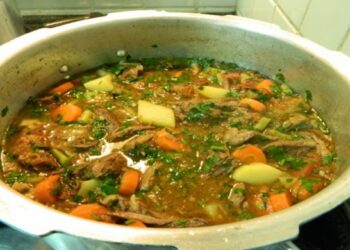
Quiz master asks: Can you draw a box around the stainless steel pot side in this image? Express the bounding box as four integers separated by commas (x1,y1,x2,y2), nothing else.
0,11,350,250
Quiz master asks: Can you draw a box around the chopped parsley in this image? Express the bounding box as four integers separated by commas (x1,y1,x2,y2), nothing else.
1,106,9,117
5,172,27,184
70,87,86,100
202,155,221,173
305,90,313,102
185,102,215,122
301,177,317,193
322,152,336,165
128,144,175,165
203,133,226,152
266,146,305,170
91,119,109,139
275,72,285,83
99,176,118,195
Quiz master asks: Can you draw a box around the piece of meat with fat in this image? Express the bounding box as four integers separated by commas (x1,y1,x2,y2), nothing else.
82,152,127,178
222,127,258,146
95,108,120,129
263,139,316,150
110,211,176,225
282,114,309,130
120,64,143,79
108,125,154,141
228,182,246,208
140,162,161,190
165,217,208,227
171,84,195,98
112,132,154,151
300,132,331,158
110,211,208,227
9,128,59,170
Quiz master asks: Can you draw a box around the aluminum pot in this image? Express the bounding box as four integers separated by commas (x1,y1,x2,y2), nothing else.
0,11,350,250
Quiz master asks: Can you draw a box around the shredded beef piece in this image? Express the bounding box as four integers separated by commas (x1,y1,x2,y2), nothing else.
171,84,195,98
222,128,258,146
110,211,177,225
140,162,161,190
86,152,127,178
112,133,154,151
9,129,59,170
263,139,316,150
165,217,208,228
120,64,143,79
228,182,246,208
109,125,155,141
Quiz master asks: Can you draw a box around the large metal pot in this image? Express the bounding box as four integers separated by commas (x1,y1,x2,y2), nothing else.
0,11,350,250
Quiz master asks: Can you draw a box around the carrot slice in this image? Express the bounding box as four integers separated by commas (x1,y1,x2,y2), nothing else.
51,103,82,122
70,203,111,222
239,98,266,112
127,220,147,227
292,163,317,177
34,175,60,204
119,169,141,196
232,144,267,164
50,82,74,95
154,129,186,152
256,79,274,95
269,192,293,212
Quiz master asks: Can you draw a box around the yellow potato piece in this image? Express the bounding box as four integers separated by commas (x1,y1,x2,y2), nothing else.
84,74,114,92
137,100,175,128
232,163,282,185
198,86,229,99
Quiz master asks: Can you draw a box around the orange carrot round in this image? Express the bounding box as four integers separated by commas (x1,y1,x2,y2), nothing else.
239,98,266,112
127,220,147,227
51,103,82,122
119,169,141,196
256,79,274,95
269,192,292,212
154,129,186,152
70,203,111,222
34,175,60,204
232,144,267,164
292,163,317,177
50,82,74,95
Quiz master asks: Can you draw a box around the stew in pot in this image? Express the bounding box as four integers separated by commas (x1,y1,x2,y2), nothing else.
0,57,337,227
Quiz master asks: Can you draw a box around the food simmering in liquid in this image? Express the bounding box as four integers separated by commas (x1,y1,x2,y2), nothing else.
0,58,337,227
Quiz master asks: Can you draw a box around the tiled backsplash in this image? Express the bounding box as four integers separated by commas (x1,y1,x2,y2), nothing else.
14,0,236,15
12,0,350,57
236,0,350,56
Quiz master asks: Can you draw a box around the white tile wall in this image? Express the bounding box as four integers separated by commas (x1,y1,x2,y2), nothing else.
197,0,236,7
271,3,298,34
299,0,350,50
340,29,350,56
275,0,310,28
93,0,143,8
237,0,350,57
142,0,194,7
249,0,276,23
15,0,237,15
